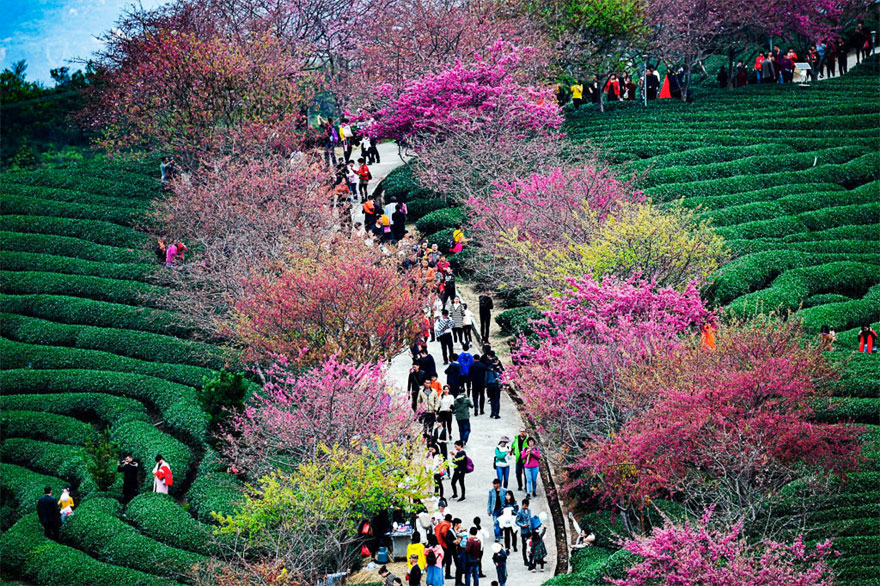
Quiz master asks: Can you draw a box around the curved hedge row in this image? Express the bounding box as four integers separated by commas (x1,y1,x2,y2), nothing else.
0,338,212,388
2,169,158,200
798,285,880,334
0,514,178,586
0,463,68,517
0,438,98,495
62,497,206,580
0,231,150,263
0,313,223,370
681,183,845,211
0,392,150,429
0,271,167,308
0,195,140,226
0,252,152,281
0,294,192,337
186,457,243,525
2,181,150,209
407,197,447,221
0,369,208,445
415,206,467,236
0,214,149,247
125,493,220,556
1,410,94,445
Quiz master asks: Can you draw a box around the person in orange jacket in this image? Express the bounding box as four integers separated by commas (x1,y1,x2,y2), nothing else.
699,322,717,351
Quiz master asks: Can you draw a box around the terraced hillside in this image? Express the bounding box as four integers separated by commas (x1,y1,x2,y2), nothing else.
550,59,879,585
0,161,242,585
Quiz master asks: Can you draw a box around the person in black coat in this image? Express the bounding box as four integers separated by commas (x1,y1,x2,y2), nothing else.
478,294,493,341
468,354,487,417
717,66,728,88
645,68,659,100
37,486,61,539
409,363,427,412
418,349,438,379
118,456,141,503
445,355,462,396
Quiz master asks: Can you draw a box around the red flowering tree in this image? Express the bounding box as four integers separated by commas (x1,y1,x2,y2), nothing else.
223,357,413,478
613,510,836,586
368,41,562,144
581,319,864,532
228,236,426,367
153,154,337,332
507,274,712,462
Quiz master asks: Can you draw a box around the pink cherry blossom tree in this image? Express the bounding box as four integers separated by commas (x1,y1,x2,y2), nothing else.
613,509,836,586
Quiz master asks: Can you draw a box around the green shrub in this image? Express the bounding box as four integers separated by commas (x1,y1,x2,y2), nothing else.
0,463,67,517
625,144,789,175
425,227,455,248
2,181,150,209
0,252,153,282
406,197,447,220
0,293,193,337
125,493,220,556
0,231,150,263
803,293,852,307
198,371,249,433
2,169,158,200
798,202,880,232
85,430,121,492
714,215,808,240
0,514,174,586
0,214,148,247
187,467,243,524
0,369,208,445
415,206,467,235
681,183,845,211
62,497,206,579
813,397,879,424
0,271,167,307
0,338,213,388
797,285,880,334
0,195,140,226
448,248,477,278
0,313,224,369
784,223,880,243
0,392,149,428
0,438,96,495
495,306,542,337
382,164,419,198
1,411,94,445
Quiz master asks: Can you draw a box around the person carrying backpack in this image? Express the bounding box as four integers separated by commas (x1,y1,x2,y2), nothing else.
451,441,471,501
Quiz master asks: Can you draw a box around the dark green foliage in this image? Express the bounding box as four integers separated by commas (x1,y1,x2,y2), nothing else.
495,306,542,337
0,214,148,246
0,463,67,517
0,252,153,281
425,227,455,248
84,429,120,492
186,454,243,525
198,371,248,433
0,231,151,263
0,338,212,388
382,164,418,198
0,195,141,226
0,514,175,586
406,197,447,220
0,270,167,307
415,206,467,235
3,169,158,200
125,493,221,556
1,410,94,445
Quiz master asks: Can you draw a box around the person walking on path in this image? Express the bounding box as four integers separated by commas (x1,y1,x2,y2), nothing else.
515,499,532,566
494,437,511,489
451,441,470,501
37,486,61,539
522,440,541,497
469,353,486,417
418,348,438,380
512,428,529,492
428,445,447,498
408,531,427,571
484,357,502,419
409,362,426,412
464,526,483,586
458,344,474,396
487,478,508,532
462,304,475,346
436,310,455,365
528,515,548,573
492,543,509,586
499,492,519,552
450,297,466,345
478,294,493,342
431,418,450,462
425,534,445,586
435,514,454,579
454,393,474,445
438,386,455,439
445,354,462,397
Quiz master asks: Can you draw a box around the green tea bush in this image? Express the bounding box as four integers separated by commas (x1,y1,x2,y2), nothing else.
0,231,150,263
0,392,149,428
0,438,96,494
110,421,193,486
0,514,173,586
0,252,152,281
0,214,149,247
0,313,223,369
495,306,542,337
382,165,418,198
798,285,880,334
62,497,206,579
125,493,220,556
1,411,93,445
415,206,467,236
0,294,192,337
187,468,243,524
0,338,212,388
406,197,447,221
0,369,208,444
0,463,67,517
0,271,167,307
1,181,149,209
1,169,157,200
0,195,139,226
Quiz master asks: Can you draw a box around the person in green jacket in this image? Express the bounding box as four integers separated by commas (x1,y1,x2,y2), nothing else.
454,393,474,445
512,428,529,492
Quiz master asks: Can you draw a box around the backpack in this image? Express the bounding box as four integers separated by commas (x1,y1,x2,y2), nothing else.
464,456,475,474
426,549,437,566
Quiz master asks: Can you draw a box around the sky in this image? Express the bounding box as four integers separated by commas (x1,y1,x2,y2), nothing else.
1,0,167,85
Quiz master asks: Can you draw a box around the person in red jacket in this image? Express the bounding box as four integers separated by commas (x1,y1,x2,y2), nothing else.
604,75,621,101
356,157,372,200
152,455,173,494
858,325,877,353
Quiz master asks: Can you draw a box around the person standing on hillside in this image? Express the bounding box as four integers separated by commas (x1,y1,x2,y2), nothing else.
37,486,61,539
645,68,659,100
118,455,140,503
858,325,877,353
761,54,777,84
152,455,173,494
446,354,463,397
570,81,584,109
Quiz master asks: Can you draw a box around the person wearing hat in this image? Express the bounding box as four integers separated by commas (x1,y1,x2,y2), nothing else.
528,512,548,572
494,437,511,489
